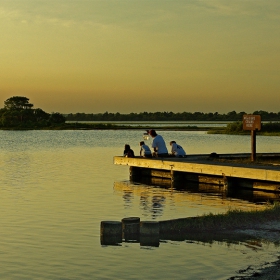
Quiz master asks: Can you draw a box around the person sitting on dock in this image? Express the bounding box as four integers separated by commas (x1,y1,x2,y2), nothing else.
123,144,135,158
139,141,152,158
170,141,186,158
149,129,168,157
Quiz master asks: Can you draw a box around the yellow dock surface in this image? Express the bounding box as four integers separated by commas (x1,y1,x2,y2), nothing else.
114,154,280,184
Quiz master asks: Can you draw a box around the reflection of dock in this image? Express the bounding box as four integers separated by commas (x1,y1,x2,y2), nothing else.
114,181,280,207
114,154,280,192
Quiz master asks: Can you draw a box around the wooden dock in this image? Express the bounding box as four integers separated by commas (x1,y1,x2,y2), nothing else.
114,154,280,192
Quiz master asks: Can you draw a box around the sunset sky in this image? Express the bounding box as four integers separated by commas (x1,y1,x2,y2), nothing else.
1,0,279,114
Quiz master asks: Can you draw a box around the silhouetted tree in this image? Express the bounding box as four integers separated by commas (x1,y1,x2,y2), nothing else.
0,96,65,128
4,96,33,110
49,112,66,124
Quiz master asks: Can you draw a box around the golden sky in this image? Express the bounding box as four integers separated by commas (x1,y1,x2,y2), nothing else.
1,0,280,114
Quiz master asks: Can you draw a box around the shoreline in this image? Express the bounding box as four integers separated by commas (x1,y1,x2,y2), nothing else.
0,125,216,131
0,124,279,136
158,205,280,279
228,221,280,279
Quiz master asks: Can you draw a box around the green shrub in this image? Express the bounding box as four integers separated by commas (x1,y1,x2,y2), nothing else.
225,121,243,133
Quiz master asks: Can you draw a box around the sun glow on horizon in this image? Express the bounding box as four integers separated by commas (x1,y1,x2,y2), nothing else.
1,1,280,114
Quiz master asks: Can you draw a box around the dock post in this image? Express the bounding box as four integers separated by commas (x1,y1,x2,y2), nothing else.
171,170,185,185
227,177,254,190
129,166,142,181
251,129,257,162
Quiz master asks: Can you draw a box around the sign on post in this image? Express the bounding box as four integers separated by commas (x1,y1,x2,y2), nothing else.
243,115,261,162
243,115,261,131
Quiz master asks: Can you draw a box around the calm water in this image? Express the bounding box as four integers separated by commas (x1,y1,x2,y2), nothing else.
0,130,279,280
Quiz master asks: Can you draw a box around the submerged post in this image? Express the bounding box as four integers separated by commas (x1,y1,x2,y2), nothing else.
122,217,140,242
100,221,122,245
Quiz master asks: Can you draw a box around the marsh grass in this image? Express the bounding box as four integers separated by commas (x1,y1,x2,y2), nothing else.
162,203,280,233
199,204,279,230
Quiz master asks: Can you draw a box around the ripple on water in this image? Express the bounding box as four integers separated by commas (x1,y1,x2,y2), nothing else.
0,130,279,279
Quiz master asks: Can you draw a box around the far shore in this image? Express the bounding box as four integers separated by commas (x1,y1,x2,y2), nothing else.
0,123,219,131
1,123,280,136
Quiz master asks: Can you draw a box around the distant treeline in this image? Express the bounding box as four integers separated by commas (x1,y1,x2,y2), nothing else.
66,110,280,122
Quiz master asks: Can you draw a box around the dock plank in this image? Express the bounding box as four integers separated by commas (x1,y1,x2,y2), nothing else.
114,155,280,184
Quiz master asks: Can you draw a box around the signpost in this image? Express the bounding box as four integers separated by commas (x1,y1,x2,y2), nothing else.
243,115,261,162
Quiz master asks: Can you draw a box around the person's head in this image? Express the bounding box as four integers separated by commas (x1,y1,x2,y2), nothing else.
140,141,145,146
170,141,176,146
124,144,130,150
149,129,157,137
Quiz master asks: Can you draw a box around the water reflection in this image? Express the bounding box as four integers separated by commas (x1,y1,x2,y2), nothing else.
111,179,280,255
2,129,280,280
114,180,279,221
151,196,165,219
122,190,134,208
228,188,280,204
117,179,279,206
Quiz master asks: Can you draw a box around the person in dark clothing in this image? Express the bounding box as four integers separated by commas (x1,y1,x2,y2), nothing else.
123,144,135,157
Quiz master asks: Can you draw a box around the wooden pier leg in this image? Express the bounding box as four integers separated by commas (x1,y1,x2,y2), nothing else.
251,129,257,162
171,170,185,188
129,166,142,181
171,170,184,182
227,177,254,190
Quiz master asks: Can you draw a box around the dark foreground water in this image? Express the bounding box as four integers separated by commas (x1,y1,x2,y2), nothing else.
0,130,279,279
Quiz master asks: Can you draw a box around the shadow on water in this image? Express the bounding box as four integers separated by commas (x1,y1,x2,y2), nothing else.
101,179,280,247
100,214,279,253
100,224,264,248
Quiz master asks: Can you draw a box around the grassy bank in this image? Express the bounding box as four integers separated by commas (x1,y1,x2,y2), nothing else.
160,203,280,234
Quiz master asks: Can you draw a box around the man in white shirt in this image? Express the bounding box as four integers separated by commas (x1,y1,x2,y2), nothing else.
170,141,186,157
149,129,168,157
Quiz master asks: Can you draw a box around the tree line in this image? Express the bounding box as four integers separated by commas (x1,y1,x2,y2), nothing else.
66,110,280,122
0,96,66,128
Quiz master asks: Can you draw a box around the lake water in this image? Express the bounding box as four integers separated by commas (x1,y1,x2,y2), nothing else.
0,129,279,279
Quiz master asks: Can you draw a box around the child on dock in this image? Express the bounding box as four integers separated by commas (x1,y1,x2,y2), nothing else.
123,144,135,158
170,141,186,157
139,141,152,158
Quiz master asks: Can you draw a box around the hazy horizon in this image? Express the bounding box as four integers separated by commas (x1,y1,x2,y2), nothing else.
1,1,280,114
